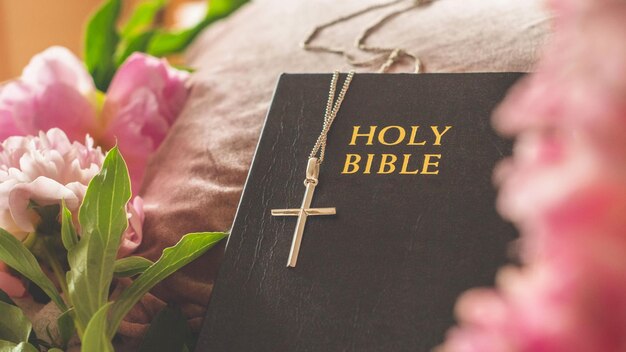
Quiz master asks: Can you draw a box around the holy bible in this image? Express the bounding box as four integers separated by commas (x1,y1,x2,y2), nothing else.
196,73,522,352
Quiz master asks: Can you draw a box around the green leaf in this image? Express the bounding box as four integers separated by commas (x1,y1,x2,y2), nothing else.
147,0,249,56
48,349,64,352
84,0,122,91
0,229,66,311
82,304,114,352
172,65,195,73
114,30,156,67
57,308,75,347
60,201,78,251
67,147,132,334
114,256,154,278
0,341,38,352
107,232,227,337
138,306,189,352
0,301,31,344
120,0,167,38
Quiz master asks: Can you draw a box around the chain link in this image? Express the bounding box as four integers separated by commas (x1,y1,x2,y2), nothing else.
309,71,356,164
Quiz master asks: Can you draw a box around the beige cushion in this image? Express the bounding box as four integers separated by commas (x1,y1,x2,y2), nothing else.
119,0,550,342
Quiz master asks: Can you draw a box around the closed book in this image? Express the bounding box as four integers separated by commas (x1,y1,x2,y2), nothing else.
197,73,522,352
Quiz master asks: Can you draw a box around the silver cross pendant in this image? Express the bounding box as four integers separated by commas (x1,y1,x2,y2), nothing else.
271,157,336,267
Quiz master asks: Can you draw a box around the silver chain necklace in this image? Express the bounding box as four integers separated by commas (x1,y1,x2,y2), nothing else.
272,71,355,267
301,0,435,73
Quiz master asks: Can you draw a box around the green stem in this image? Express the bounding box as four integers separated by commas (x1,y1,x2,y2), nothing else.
41,241,69,306
41,240,85,338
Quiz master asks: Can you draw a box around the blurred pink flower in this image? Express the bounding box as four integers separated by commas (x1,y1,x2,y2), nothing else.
439,232,626,352
440,0,626,351
493,130,626,259
0,47,190,194
0,47,97,143
0,262,26,298
492,0,626,257
101,53,190,191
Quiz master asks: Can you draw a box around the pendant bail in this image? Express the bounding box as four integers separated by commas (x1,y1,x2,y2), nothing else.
305,157,320,185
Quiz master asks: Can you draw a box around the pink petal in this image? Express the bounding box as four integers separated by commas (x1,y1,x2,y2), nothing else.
0,179,28,240
33,83,98,142
8,177,79,232
0,84,26,141
102,89,169,194
118,197,145,258
106,53,189,125
0,262,26,298
0,81,37,138
21,46,95,97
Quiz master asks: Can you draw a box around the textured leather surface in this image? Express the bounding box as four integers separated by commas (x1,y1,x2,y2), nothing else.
197,73,521,352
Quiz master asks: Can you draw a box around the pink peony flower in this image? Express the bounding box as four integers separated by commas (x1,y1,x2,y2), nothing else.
0,128,144,245
440,0,626,350
439,233,626,352
492,0,626,257
0,129,103,240
0,46,190,194
0,47,97,143
101,53,190,191
0,128,144,258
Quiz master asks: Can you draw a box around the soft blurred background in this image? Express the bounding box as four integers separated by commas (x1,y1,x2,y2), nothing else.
0,0,206,81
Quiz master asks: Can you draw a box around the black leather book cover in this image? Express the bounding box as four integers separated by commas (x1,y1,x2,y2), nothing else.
197,73,522,352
